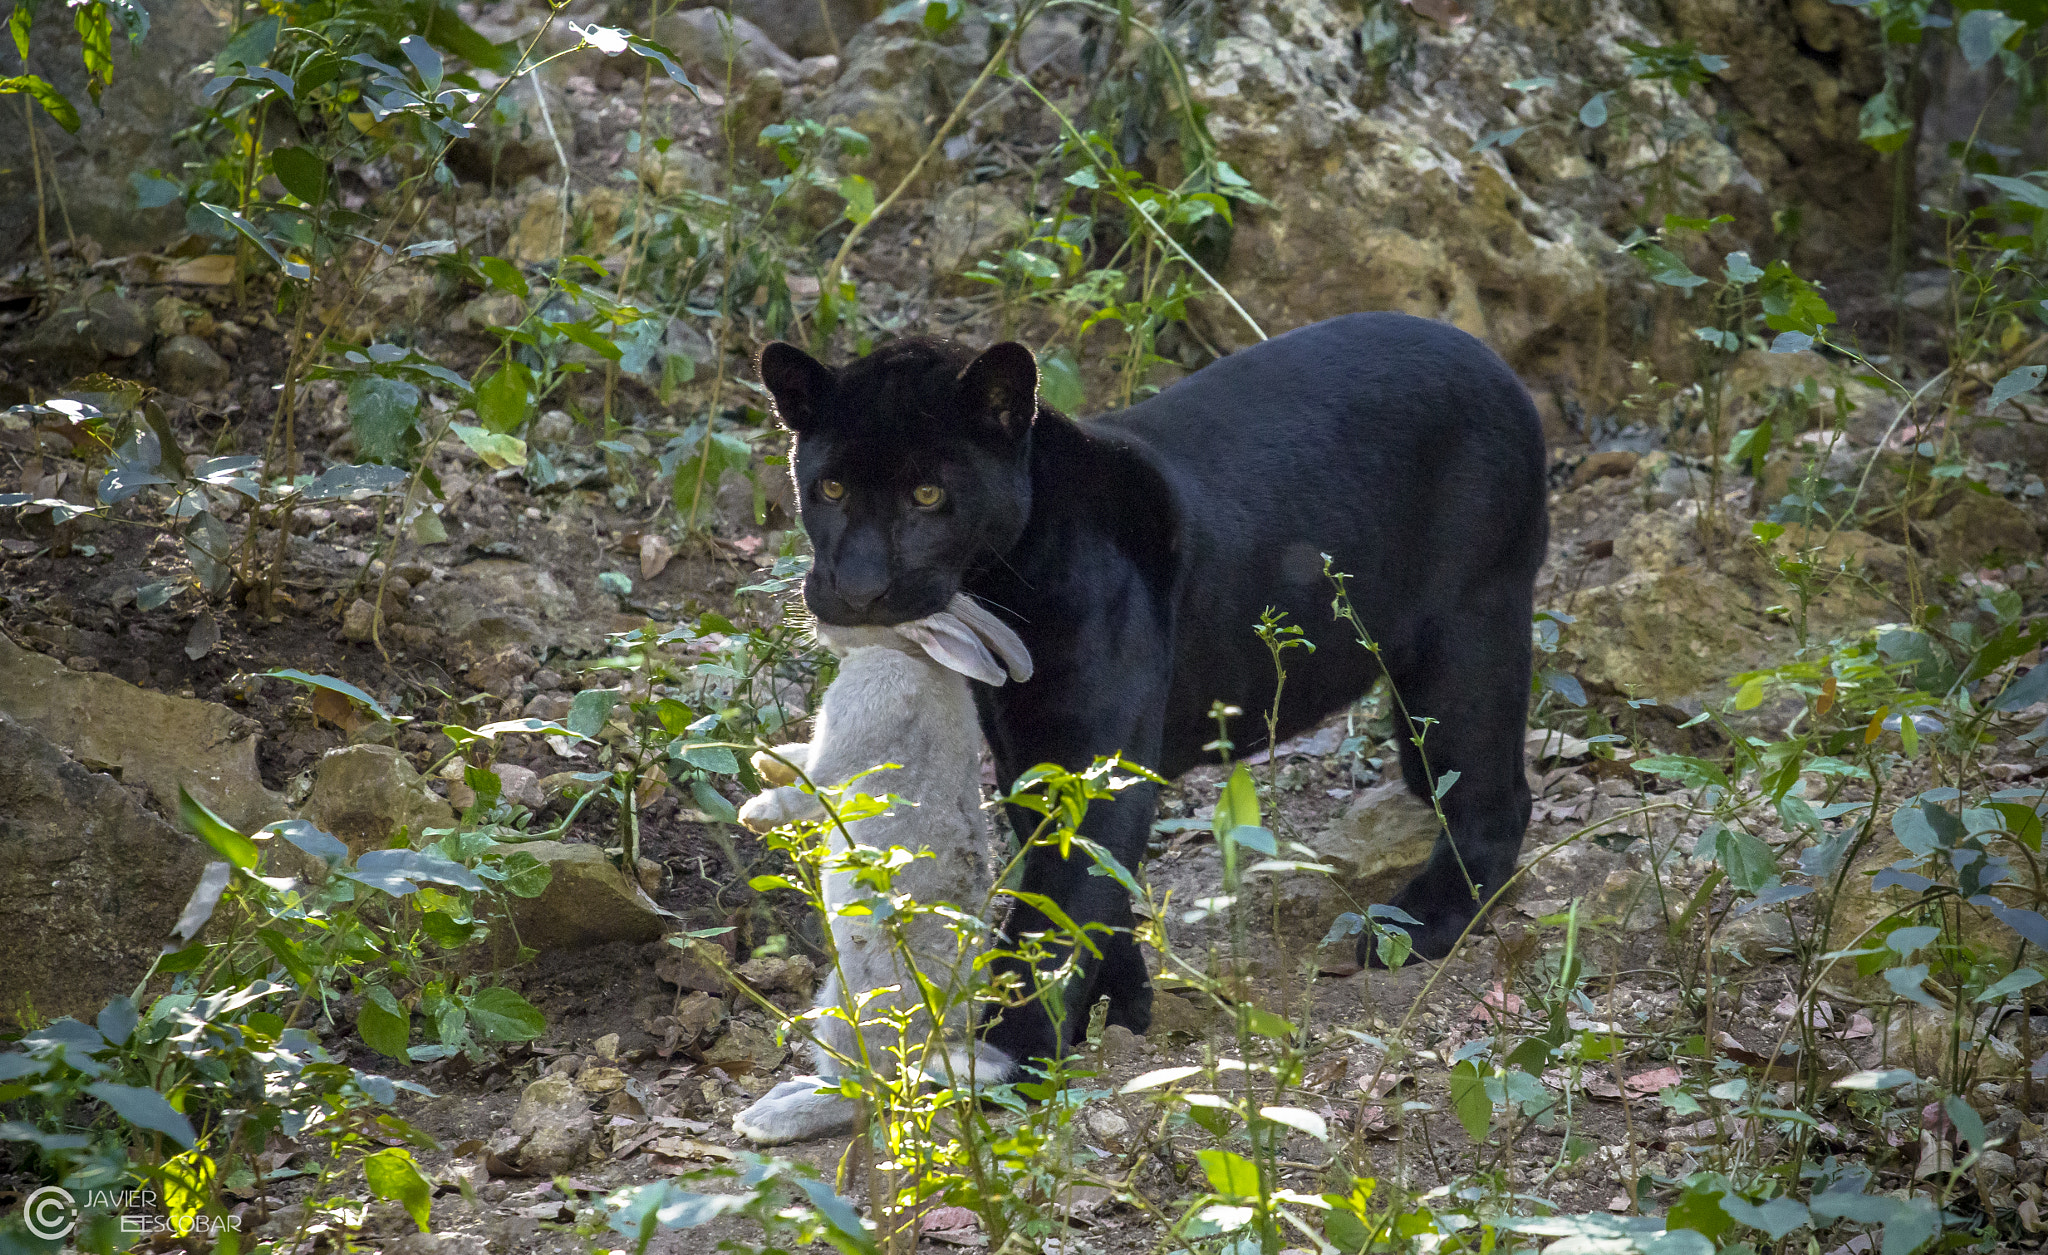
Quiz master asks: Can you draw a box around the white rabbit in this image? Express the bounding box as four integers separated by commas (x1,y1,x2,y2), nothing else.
731,595,1029,1146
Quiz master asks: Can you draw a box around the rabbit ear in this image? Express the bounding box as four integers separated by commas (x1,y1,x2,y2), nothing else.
898,613,1008,686
947,595,1033,683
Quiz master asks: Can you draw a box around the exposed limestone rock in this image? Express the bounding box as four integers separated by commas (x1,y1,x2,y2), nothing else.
0,632,288,832
496,841,667,954
0,714,213,1026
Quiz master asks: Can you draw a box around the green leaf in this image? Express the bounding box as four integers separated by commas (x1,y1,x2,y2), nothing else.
1979,173,2048,210
1977,967,2042,1003
421,910,478,948
1883,963,1943,1012
1214,764,1260,839
8,0,28,60
1636,243,1707,290
1447,1060,1492,1142
179,786,259,869
549,318,624,362
475,361,534,434
467,986,547,1040
1722,251,1763,284
398,33,442,87
1578,91,1609,128
1958,8,2024,68
497,850,554,898
451,423,527,469
357,988,412,1058
86,1082,198,1148
1196,1148,1261,1198
1885,924,1940,956
1988,364,2045,411
363,1148,432,1232
838,173,876,225
1733,676,1766,710
1245,1006,1294,1039
682,743,740,774
1719,1195,1808,1240
271,145,328,205
692,776,738,825
0,73,81,131
566,687,619,738
1038,346,1085,413
199,202,309,280
1857,81,1912,154
1758,260,1836,335
477,255,529,298
263,668,396,721
348,376,422,464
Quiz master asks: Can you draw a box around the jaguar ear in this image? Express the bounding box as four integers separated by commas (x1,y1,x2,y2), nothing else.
957,341,1038,441
758,341,835,433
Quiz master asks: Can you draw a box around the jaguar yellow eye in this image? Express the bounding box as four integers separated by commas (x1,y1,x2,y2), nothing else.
820,479,846,501
912,484,945,509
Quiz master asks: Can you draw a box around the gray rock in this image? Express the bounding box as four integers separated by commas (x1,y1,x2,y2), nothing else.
496,841,666,954
726,0,879,58
21,290,152,378
298,745,456,856
929,183,1029,282
0,632,288,833
490,1074,598,1175
701,1020,786,1072
156,334,231,395
657,937,731,993
813,20,986,189
650,8,802,84
0,713,214,1024
1148,780,1438,969
0,0,230,254
414,558,603,657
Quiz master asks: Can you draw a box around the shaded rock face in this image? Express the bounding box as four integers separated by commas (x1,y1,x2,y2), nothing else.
1186,0,1887,403
0,632,289,832
725,0,881,58
0,714,213,1027
0,0,229,256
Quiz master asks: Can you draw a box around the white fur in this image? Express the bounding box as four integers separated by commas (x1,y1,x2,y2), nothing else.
732,598,1023,1146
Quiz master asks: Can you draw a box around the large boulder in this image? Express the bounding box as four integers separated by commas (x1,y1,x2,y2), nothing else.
723,0,881,59
298,745,456,855
0,632,288,832
650,8,803,83
809,14,987,189
0,714,213,1026
1181,0,1889,403
0,0,230,257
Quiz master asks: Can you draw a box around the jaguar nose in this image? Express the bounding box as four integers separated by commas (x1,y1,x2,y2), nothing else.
834,571,888,613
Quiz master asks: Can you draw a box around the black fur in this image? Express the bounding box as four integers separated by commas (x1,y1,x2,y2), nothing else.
759,313,1549,1070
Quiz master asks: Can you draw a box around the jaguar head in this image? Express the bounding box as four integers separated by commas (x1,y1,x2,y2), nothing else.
757,337,1039,626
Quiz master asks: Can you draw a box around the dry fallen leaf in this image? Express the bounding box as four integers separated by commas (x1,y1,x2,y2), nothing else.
164,254,237,284
640,532,674,580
